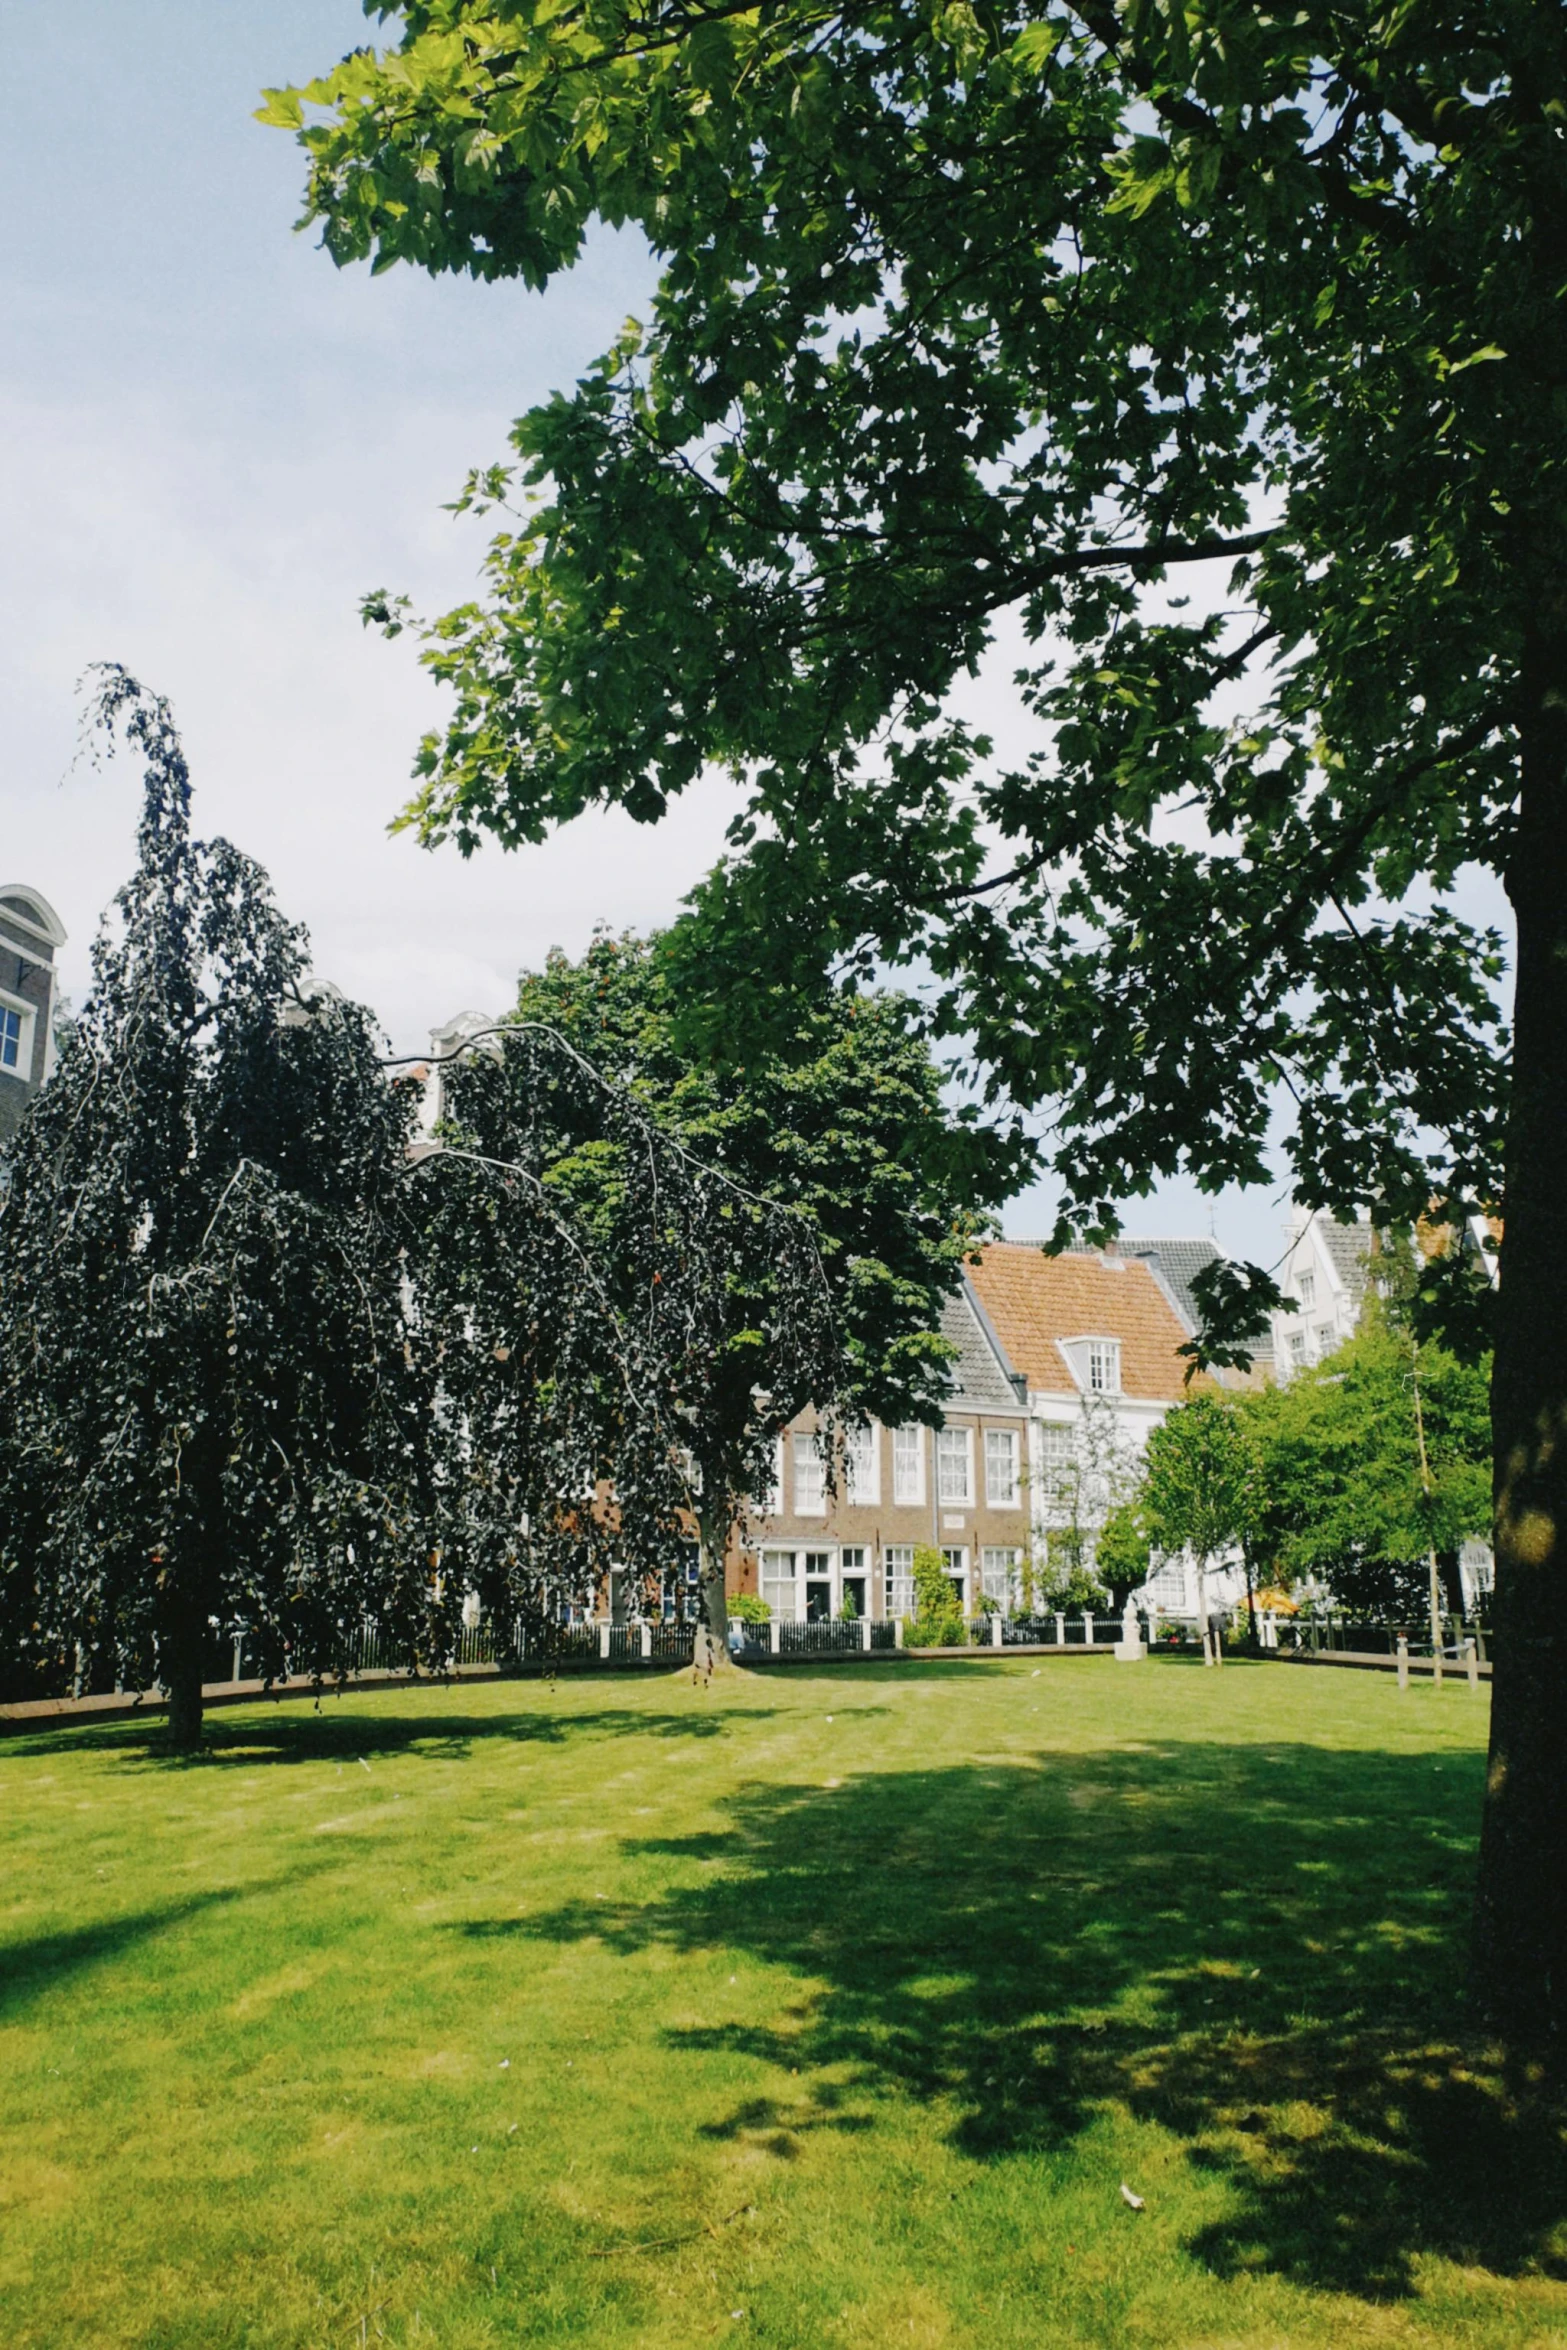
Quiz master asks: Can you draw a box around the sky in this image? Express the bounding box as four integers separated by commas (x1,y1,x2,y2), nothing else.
0,2,1488,1268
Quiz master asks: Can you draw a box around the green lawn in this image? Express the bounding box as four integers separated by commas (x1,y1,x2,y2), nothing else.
1,1656,1561,2349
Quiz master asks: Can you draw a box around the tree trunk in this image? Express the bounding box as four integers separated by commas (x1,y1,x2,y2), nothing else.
697,1512,732,1661
1473,630,1567,2045
163,1646,205,1750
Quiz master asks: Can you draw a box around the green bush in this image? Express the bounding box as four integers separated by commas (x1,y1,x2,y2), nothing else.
731,1593,772,1624
909,1545,965,1647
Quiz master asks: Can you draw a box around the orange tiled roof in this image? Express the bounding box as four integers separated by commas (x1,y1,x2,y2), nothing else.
967,1242,1199,1404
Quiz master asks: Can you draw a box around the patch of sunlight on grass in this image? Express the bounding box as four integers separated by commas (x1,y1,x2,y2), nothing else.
0,1658,1561,2346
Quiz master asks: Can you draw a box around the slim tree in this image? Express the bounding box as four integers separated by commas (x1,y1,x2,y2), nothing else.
0,674,443,1747
1143,1396,1257,1667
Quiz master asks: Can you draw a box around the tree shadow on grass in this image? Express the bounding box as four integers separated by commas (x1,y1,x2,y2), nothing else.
0,1887,244,2018
0,1698,794,1769
469,1738,1567,2301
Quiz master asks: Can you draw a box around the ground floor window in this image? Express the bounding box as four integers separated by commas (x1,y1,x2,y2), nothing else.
840,1546,868,1621
981,1546,1023,1609
941,1546,969,1611
761,1548,796,1622
884,1545,915,1617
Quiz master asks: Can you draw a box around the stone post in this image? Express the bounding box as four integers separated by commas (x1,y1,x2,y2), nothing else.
1055,1611,1067,1647
1466,1635,1480,1692
862,1617,873,1653
894,1618,904,1649
640,1622,652,1661
599,1623,611,1660
771,1618,781,1656
1396,1633,1409,1690
991,1612,1003,1649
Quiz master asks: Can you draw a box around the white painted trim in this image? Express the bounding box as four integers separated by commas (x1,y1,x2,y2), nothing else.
0,887,66,948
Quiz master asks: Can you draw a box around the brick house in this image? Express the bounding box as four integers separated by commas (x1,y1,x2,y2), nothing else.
731,1274,1032,1620
0,886,66,1150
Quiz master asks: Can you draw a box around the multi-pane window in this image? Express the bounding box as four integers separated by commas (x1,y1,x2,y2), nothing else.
1298,1272,1316,1308
984,1428,1019,1507
750,1436,783,1518
0,1007,21,1072
1087,1339,1121,1393
1317,1324,1336,1356
936,1426,972,1505
892,1425,925,1506
844,1422,879,1505
1288,1330,1308,1367
941,1546,969,1608
760,1548,797,1621
1037,1422,1074,1491
793,1432,825,1514
884,1544,915,1616
981,1546,1022,1606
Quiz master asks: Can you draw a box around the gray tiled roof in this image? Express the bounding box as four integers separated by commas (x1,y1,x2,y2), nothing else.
1119,1235,1276,1365
942,1283,1026,1412
1318,1213,1372,1297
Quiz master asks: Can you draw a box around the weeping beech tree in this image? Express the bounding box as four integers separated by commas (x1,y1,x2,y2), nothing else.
0,672,447,1748
413,1012,856,1651
0,676,866,1731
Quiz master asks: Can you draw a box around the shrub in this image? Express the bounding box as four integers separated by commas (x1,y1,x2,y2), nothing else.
731,1593,772,1624
909,1545,965,1647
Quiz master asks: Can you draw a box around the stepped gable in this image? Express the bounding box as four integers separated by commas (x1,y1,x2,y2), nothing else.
968,1241,1199,1404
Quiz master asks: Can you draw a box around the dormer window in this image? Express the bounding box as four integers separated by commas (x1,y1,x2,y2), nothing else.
1298,1272,1316,1307
1087,1339,1121,1394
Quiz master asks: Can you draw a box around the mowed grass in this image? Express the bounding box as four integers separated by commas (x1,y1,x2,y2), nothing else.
1,1658,1563,2350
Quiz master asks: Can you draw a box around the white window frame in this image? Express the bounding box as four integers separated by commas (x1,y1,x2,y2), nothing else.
981,1546,1022,1607
936,1425,973,1506
844,1421,880,1507
1086,1338,1121,1395
984,1427,1019,1508
1288,1329,1308,1367
0,990,35,1081
892,1424,926,1507
760,1547,797,1622
883,1544,915,1617
1297,1271,1316,1308
792,1431,826,1516
941,1546,970,1609
750,1435,784,1518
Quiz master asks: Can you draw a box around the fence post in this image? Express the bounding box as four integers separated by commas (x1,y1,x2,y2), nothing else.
232,1638,243,1684
771,1618,781,1656
640,1622,652,1661
991,1612,1003,1649
1465,1635,1480,1692
599,1624,611,1661
1083,1612,1094,1648
1055,1611,1066,1648
862,1617,872,1653
894,1618,904,1649
1396,1633,1409,1690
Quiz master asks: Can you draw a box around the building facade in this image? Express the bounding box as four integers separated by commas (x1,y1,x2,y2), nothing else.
732,1277,1032,1619
0,886,66,1149
1269,1205,1373,1380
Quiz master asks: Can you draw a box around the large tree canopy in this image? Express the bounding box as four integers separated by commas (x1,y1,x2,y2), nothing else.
269,6,1567,2031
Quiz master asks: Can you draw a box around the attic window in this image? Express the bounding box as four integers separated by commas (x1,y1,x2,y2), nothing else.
1298,1272,1316,1307
1087,1339,1121,1394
